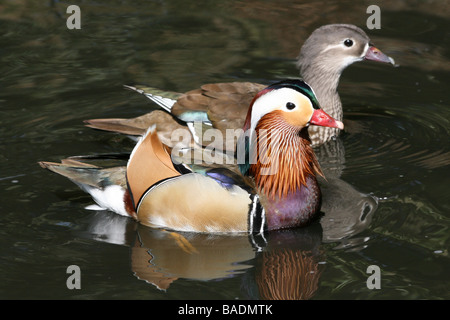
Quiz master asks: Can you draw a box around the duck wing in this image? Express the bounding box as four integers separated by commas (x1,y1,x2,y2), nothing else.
85,82,265,152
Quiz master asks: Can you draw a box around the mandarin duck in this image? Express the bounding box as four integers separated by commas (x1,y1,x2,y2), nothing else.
40,80,343,233
85,24,394,149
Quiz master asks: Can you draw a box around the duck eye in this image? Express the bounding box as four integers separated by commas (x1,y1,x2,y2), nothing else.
344,39,353,47
286,102,296,110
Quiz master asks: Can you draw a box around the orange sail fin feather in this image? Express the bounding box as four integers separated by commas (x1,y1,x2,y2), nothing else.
126,126,181,207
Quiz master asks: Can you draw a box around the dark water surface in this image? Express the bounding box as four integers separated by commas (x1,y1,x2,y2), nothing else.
1,0,449,300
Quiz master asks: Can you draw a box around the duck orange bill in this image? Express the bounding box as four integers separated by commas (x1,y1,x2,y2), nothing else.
309,109,344,130
364,45,395,65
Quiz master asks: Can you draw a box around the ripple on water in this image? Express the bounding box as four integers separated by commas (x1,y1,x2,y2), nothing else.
343,102,450,176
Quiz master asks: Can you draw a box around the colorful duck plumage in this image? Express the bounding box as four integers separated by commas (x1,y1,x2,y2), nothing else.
40,80,343,233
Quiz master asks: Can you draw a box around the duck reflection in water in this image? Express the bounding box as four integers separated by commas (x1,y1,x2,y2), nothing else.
80,212,324,299
314,136,379,249
244,224,324,300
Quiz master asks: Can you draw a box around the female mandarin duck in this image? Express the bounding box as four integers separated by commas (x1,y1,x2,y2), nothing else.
40,80,343,233
85,24,394,149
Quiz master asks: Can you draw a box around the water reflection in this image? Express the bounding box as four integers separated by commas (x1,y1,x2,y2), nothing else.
80,211,325,299
312,135,379,249
134,229,256,289
320,176,378,244
243,224,324,300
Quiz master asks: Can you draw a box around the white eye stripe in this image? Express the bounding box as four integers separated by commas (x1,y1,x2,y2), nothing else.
321,38,366,54
250,88,304,127
321,43,344,53
249,88,313,141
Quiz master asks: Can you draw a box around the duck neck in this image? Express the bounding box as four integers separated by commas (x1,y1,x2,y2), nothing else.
246,112,323,229
299,60,343,121
298,59,344,145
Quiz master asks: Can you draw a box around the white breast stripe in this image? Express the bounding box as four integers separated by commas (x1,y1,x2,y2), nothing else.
259,208,266,236
248,194,267,236
248,194,257,233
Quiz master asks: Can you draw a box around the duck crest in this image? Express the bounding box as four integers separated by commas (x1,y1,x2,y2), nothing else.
247,111,323,200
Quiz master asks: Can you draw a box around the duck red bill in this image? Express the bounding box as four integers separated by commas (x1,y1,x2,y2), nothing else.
310,109,344,130
365,46,395,65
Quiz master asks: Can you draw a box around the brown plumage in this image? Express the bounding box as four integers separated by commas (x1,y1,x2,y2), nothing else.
249,111,322,200
173,82,265,134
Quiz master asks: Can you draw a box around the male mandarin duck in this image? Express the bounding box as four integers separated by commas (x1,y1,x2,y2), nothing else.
85,24,394,149
40,80,343,233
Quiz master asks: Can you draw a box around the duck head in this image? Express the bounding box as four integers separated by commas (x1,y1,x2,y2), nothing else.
242,79,344,138
296,24,394,145
297,24,395,77
238,79,343,199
